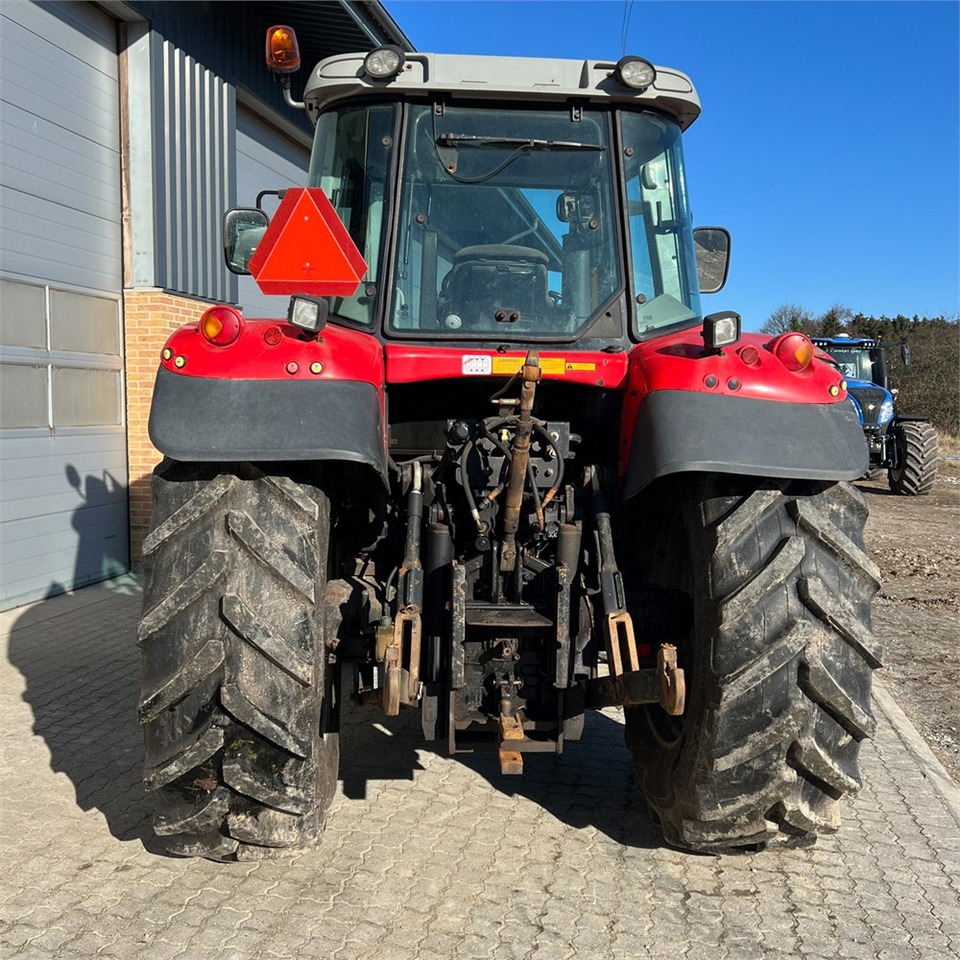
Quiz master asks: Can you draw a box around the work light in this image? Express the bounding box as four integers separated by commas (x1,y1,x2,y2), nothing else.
614,56,656,91
701,311,741,353
364,46,406,80
288,295,328,334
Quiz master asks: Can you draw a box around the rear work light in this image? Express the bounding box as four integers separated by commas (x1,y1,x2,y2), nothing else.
701,311,741,354
288,294,328,334
266,25,301,74
772,332,814,372
614,56,657,91
363,45,406,80
199,305,244,346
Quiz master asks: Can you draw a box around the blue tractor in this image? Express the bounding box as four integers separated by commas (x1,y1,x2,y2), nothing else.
813,335,938,495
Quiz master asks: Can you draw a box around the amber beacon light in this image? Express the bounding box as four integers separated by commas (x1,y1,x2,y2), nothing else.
266,25,301,74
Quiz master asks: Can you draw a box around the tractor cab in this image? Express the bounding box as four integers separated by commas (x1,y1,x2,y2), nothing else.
227,44,727,349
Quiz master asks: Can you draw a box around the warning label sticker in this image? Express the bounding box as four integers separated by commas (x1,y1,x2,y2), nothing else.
461,356,599,376
493,357,568,375
462,355,493,375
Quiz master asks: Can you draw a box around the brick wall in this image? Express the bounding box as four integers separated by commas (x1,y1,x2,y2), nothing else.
124,289,208,561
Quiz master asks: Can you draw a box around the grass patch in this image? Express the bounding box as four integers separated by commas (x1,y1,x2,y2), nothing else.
938,431,960,456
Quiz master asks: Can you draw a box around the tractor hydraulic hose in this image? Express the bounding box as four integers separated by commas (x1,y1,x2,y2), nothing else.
501,352,541,571
480,422,539,522
459,439,485,532
481,421,512,503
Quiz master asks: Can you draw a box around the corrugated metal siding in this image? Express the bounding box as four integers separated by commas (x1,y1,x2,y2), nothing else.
235,107,310,319
152,35,235,302
127,1,410,137
0,2,128,609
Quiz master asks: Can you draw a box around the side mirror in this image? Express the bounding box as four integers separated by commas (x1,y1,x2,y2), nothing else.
901,343,912,366
693,226,731,294
223,208,269,275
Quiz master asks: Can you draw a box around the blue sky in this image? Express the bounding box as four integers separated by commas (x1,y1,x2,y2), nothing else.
390,0,960,331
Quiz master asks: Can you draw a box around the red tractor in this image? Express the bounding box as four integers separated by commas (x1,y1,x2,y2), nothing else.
138,32,880,860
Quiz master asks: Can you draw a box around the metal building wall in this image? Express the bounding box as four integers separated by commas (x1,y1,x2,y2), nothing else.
0,1,128,607
234,106,310,319
151,34,235,303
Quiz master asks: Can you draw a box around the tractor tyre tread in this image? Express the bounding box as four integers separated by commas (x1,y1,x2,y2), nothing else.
888,420,938,496
139,461,338,861
627,478,880,853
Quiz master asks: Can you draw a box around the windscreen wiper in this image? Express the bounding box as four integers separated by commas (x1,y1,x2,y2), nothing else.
436,134,605,151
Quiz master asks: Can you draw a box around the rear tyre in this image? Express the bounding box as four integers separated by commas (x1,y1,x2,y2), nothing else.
888,420,938,496
138,461,339,861
625,476,881,853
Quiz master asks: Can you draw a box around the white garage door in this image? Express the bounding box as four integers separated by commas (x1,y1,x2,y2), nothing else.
0,1,127,607
235,106,310,319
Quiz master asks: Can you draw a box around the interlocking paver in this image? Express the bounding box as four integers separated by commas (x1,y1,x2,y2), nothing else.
3,575,960,959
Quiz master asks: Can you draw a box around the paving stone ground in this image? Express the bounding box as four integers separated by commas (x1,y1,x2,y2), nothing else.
2,575,959,959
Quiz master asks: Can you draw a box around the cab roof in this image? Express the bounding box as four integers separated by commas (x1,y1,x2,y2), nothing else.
302,51,701,130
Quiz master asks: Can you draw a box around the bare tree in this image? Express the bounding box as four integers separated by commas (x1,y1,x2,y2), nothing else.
760,303,814,335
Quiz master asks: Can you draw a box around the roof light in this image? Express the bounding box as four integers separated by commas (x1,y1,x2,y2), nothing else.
287,295,328,334
363,45,406,80
701,311,741,353
614,56,656,91
772,332,814,372
266,25,301,74
200,305,244,346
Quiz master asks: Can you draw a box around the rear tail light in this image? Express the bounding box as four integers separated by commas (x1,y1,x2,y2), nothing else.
199,305,244,346
771,332,814,372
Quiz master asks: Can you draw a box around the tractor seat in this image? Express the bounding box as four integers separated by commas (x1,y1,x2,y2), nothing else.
438,245,552,331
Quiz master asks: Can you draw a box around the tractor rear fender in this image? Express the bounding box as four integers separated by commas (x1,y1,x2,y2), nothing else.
148,317,388,481
149,366,388,480
618,330,867,499
622,389,867,498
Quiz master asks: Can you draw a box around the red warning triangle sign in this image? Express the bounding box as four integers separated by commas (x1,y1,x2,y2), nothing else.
247,188,368,296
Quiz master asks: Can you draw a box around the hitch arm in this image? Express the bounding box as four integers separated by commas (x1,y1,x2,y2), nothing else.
589,468,640,675
383,462,425,715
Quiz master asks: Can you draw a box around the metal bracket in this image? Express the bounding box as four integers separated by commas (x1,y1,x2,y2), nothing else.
498,713,525,775
581,644,686,716
658,643,685,716
604,610,640,676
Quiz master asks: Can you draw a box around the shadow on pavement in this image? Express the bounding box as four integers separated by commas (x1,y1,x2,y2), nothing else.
338,690,664,850
6,577,159,852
